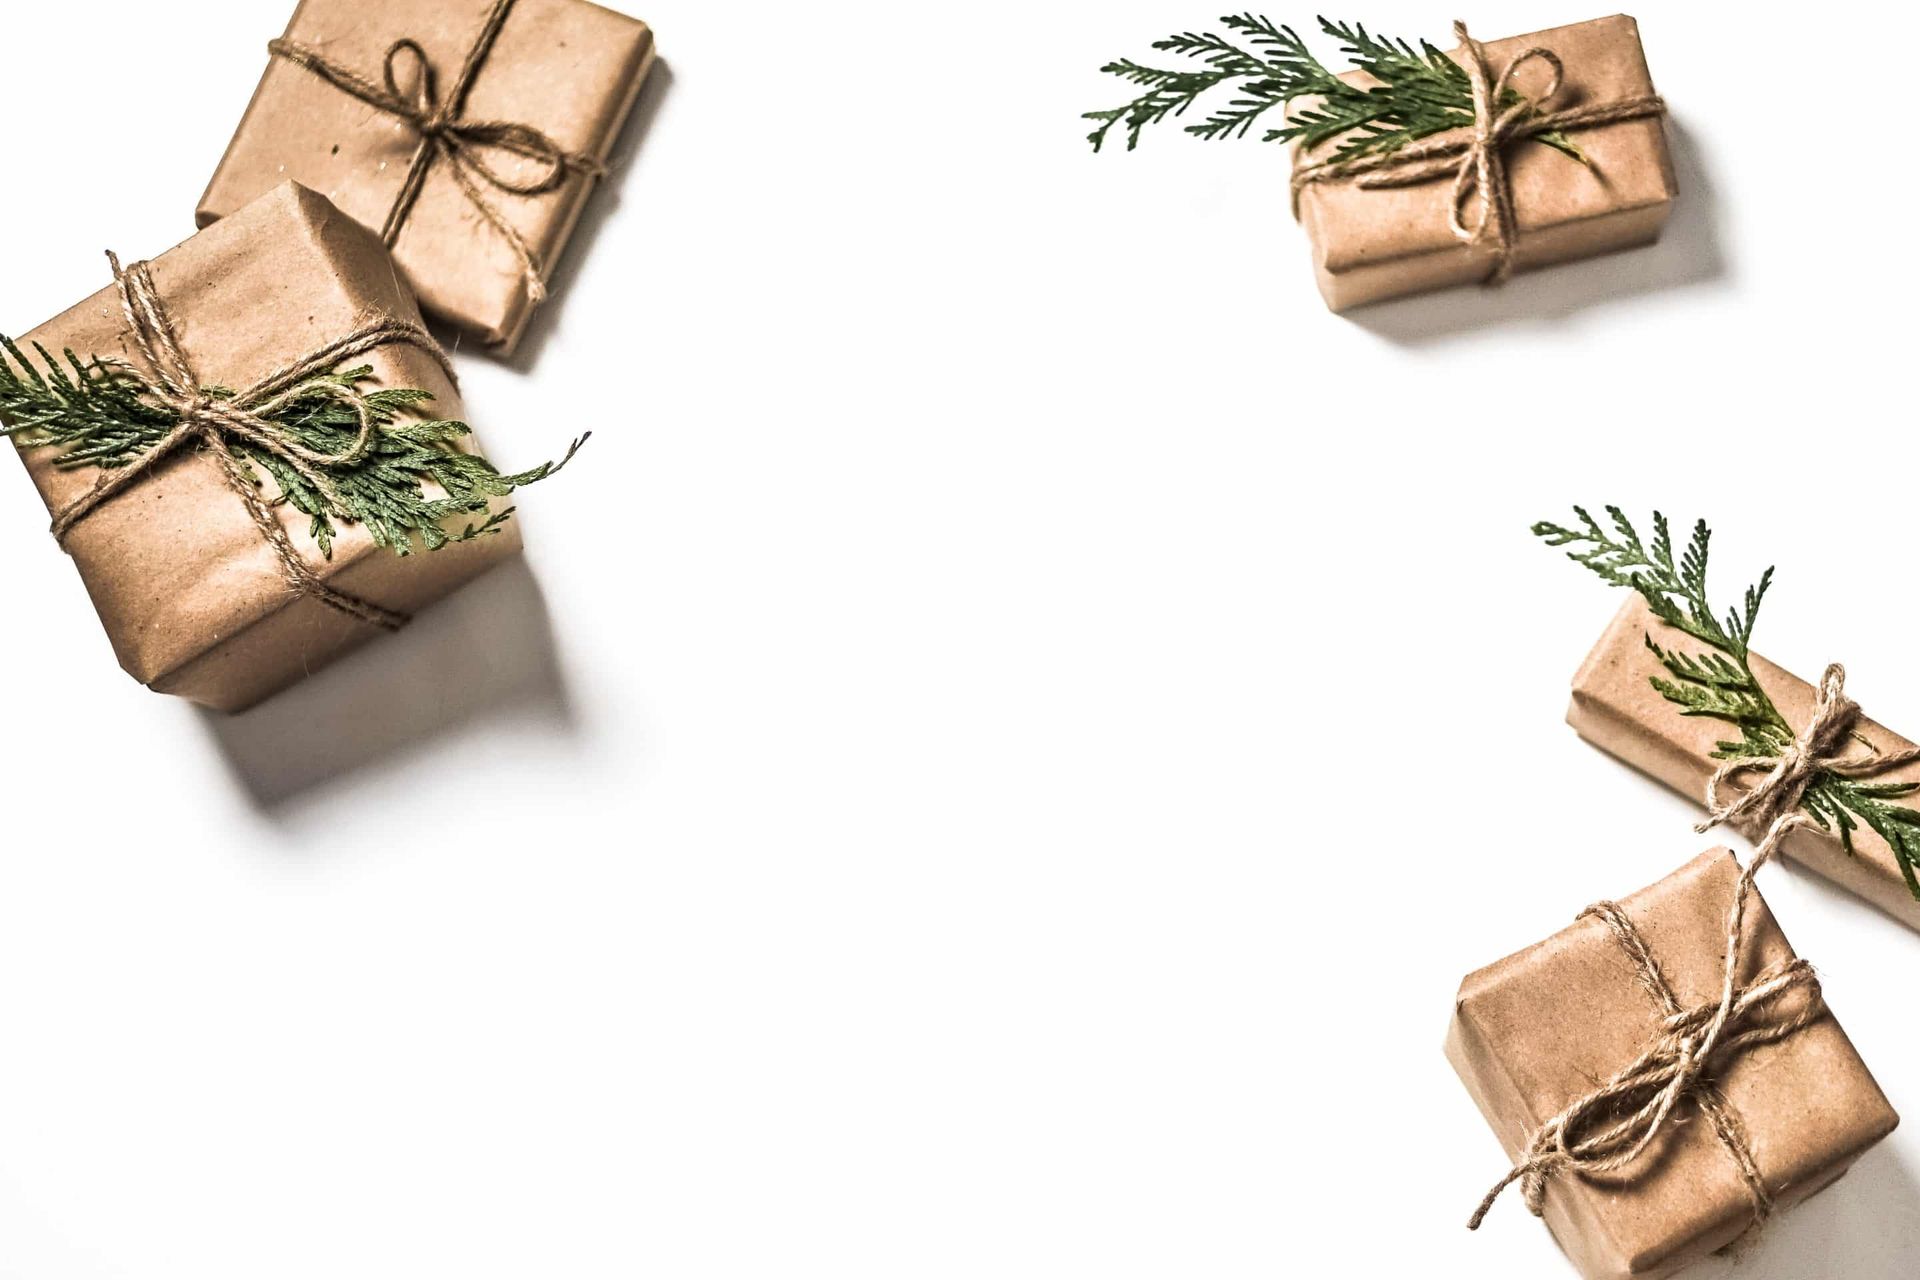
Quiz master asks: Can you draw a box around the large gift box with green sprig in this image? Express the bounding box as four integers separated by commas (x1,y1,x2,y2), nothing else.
0,183,574,712
1290,15,1675,308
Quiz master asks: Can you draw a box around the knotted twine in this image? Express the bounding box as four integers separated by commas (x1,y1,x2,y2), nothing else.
1695,663,1920,842
48,253,459,632
267,0,607,303
1291,21,1667,284
1469,663,1920,1232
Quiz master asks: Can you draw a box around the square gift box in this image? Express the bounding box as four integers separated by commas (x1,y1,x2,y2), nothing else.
1446,849,1898,1280
199,0,656,352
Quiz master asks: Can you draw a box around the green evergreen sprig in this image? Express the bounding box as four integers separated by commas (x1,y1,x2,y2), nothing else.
1536,506,1920,900
0,336,582,559
1084,13,1581,162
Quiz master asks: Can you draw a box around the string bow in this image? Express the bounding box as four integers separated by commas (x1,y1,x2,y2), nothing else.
48,254,457,632
1291,20,1667,283
268,0,607,303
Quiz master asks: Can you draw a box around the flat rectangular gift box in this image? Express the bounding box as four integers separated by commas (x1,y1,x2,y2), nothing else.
1572,597,1920,932
10,182,520,713
1292,14,1676,311
1446,849,1898,1280
199,0,655,353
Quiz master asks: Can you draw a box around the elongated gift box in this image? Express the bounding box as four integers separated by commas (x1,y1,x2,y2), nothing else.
6,183,520,712
1573,597,1920,931
1292,15,1675,311
1447,849,1897,1280
199,0,656,353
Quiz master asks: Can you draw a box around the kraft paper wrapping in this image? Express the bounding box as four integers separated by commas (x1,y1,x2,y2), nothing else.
1447,850,1898,1280
198,0,655,353
1572,597,1920,932
1293,15,1675,311
9,182,521,713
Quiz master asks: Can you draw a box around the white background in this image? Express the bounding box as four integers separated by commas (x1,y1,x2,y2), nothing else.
0,2,1914,1276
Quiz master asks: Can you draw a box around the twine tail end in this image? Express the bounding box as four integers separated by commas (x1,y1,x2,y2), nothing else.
1468,1165,1528,1230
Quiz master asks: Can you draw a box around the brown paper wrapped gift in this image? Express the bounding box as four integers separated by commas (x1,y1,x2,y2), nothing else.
1447,849,1897,1280
1572,597,1920,932
1292,15,1675,311
8,182,521,713
199,0,656,353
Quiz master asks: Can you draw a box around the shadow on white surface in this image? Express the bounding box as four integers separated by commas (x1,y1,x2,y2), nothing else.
490,57,675,371
198,555,574,809
1714,1143,1920,1279
1345,116,1723,345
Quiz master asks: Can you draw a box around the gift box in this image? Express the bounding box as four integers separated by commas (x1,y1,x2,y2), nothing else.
1292,15,1676,311
5,182,522,713
1573,597,1920,932
198,0,656,353
1446,849,1897,1280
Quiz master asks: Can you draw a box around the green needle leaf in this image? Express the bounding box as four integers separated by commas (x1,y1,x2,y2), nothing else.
1084,14,1579,166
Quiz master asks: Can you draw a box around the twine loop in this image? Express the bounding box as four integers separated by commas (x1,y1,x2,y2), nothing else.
1290,20,1667,283
1468,813,1824,1232
268,0,608,305
46,252,460,634
386,39,457,137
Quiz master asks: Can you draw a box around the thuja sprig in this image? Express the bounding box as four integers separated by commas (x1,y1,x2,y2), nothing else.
0,336,582,559
1536,506,1920,900
1084,13,1582,162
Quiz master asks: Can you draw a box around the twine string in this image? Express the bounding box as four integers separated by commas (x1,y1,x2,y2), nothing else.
267,0,607,303
1467,812,1824,1230
45,254,459,633
1290,20,1667,282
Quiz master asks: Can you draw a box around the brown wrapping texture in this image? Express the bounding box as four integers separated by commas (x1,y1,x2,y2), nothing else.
198,0,655,353
1293,15,1675,311
1571,597,1920,932
1447,850,1897,1280
11,182,521,713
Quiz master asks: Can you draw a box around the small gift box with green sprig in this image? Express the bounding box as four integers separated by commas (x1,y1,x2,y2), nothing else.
0,184,579,712
1540,506,1920,932
1086,14,1675,309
